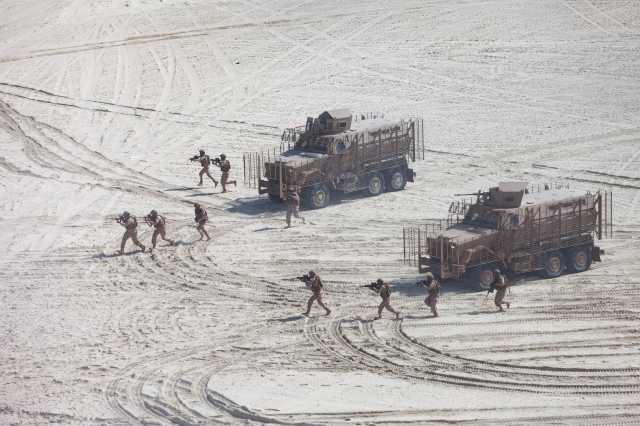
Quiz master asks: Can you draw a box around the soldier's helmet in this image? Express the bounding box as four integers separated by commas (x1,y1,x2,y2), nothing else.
308,270,316,277
425,272,434,283
220,153,226,159
194,203,200,208
122,211,130,218
376,278,383,285
199,149,205,155
150,209,158,217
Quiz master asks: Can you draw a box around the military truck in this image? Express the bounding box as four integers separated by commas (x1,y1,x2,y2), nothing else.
411,183,607,288
258,109,418,208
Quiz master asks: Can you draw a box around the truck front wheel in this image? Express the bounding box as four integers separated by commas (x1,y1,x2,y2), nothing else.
305,185,331,209
568,247,591,273
367,173,384,196
388,169,406,191
543,251,564,278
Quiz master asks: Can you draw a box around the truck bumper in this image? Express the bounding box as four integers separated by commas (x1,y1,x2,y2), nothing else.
407,168,415,183
592,246,604,262
259,179,280,196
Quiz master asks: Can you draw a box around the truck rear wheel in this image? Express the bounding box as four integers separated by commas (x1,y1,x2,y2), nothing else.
543,251,564,278
388,169,406,191
305,185,331,209
568,246,591,273
367,173,384,196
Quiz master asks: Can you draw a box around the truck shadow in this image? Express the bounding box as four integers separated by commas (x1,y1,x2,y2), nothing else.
224,196,286,216
391,277,484,297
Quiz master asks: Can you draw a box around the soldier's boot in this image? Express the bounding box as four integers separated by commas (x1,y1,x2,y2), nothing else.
506,302,511,309
395,311,400,319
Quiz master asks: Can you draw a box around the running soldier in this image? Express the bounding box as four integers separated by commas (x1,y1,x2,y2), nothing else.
190,150,218,187
423,273,441,317
302,270,331,316
194,203,211,241
216,154,236,193
285,186,305,228
144,210,174,252
375,279,400,320
116,211,145,254
493,269,511,312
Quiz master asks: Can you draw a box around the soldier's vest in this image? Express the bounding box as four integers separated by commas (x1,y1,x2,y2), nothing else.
221,160,231,173
200,156,210,167
380,286,390,299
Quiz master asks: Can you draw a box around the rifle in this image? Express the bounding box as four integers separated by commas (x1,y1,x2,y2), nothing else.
189,154,200,162
362,281,382,291
296,274,311,283
210,157,222,166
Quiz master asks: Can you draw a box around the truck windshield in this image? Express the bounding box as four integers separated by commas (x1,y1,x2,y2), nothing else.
463,207,498,229
295,138,329,153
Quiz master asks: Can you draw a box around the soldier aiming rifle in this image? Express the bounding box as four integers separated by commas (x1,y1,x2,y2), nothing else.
190,149,218,187
299,270,331,316
115,211,145,255
144,210,174,252
374,279,400,320
362,279,384,291
212,153,236,193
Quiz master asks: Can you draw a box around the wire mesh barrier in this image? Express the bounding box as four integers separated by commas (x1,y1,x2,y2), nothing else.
402,220,446,266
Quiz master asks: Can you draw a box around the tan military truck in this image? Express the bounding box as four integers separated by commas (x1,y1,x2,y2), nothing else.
414,183,607,288
258,109,418,209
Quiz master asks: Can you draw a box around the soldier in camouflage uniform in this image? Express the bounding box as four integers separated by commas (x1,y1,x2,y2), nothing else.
194,203,211,241
285,186,305,228
116,211,145,254
303,270,331,316
144,210,174,252
493,269,511,312
423,272,441,317
216,154,236,193
191,149,218,187
375,279,400,320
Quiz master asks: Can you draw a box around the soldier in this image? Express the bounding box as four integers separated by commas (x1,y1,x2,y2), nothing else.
285,185,305,228
493,269,511,312
303,270,331,316
190,149,218,187
375,279,400,320
194,203,211,241
144,210,174,252
216,154,236,193
116,211,145,254
423,272,441,317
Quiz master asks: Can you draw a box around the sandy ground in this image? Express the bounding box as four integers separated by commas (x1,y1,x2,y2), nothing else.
1,0,640,424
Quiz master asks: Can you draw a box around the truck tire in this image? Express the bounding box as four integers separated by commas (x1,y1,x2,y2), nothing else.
542,251,564,278
367,173,384,196
305,185,331,209
388,169,406,191
568,246,591,273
